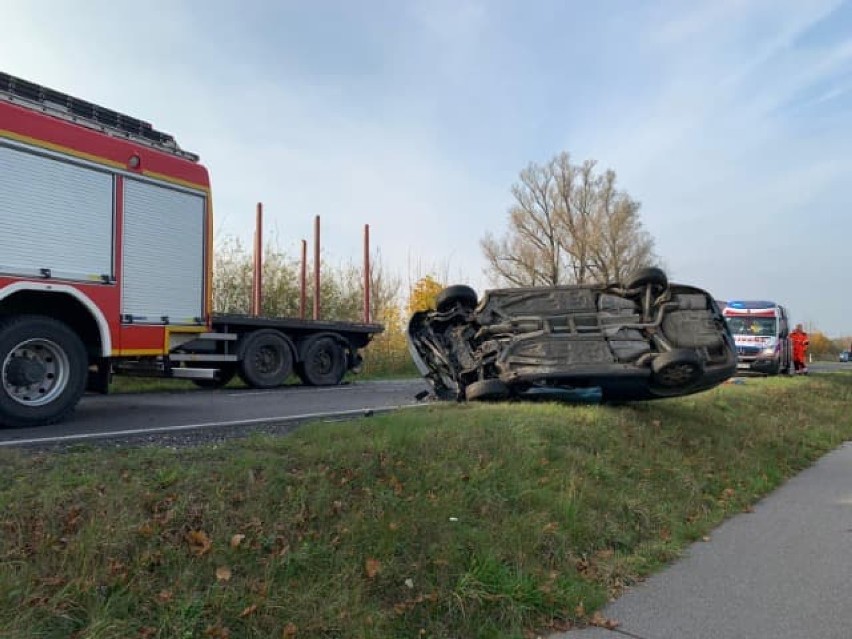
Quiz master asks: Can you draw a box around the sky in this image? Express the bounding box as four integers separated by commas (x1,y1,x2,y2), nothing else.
2,0,850,334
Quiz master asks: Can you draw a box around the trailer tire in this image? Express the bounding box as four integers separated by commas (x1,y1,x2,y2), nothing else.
299,337,347,386
0,315,88,428
238,330,293,389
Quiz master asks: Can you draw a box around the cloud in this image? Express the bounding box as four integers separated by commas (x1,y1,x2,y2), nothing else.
2,0,850,333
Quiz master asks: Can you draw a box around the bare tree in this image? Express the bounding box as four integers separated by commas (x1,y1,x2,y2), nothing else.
481,152,658,287
481,161,563,286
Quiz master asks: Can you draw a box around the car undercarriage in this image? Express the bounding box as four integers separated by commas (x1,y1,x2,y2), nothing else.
407,268,737,403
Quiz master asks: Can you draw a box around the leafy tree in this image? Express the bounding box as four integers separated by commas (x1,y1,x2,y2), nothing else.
481,151,658,287
808,331,836,358
407,275,445,315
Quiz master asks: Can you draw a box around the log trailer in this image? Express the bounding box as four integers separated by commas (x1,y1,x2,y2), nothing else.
0,71,383,428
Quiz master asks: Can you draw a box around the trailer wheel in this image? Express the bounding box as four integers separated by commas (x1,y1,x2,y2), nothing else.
299,337,346,386
238,330,293,389
0,315,88,428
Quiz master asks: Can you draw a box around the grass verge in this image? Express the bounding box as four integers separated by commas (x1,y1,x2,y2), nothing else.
2,374,851,638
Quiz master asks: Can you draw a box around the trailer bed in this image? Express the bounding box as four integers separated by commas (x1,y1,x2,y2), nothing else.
211,314,383,348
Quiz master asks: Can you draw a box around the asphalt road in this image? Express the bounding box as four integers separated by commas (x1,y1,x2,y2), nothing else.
0,379,431,448
556,442,852,639
808,360,852,373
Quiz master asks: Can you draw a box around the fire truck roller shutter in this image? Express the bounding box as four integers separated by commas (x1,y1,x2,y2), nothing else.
0,143,114,281
122,178,205,325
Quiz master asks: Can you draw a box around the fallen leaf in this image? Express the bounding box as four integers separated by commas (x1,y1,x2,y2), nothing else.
185,530,212,556
204,625,230,638
216,566,232,582
156,590,173,603
138,627,157,638
590,611,620,629
137,522,154,537
282,622,298,637
702,535,711,542
365,558,381,579
660,527,671,541
230,534,246,549
239,604,258,618
542,522,558,534
743,505,755,513
388,522,399,531
575,602,585,618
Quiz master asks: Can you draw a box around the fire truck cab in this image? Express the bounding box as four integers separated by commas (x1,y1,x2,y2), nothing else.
0,72,382,428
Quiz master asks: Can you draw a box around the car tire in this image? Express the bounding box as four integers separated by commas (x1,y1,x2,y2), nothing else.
651,349,704,389
435,285,478,313
465,379,510,402
625,267,668,291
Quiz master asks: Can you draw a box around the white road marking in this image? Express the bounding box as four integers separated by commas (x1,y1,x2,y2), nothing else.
0,403,428,448
225,386,359,397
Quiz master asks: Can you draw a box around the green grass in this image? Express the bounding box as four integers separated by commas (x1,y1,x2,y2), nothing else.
2,373,851,638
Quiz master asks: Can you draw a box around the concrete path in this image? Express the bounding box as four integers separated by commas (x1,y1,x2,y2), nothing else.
554,442,852,639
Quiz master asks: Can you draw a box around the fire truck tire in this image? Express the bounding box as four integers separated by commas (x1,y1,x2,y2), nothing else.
298,337,347,386
0,315,88,428
238,330,294,389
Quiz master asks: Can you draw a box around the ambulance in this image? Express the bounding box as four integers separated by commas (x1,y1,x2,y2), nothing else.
721,301,792,375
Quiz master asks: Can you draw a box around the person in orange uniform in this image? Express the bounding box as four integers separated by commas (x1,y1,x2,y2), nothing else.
790,323,809,375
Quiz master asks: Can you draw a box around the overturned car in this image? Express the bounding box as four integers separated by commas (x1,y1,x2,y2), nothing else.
407,268,737,402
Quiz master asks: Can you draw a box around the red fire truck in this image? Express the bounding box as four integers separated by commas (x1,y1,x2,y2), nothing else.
0,72,383,428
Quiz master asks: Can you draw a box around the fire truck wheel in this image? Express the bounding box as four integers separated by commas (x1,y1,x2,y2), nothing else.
0,315,88,428
299,337,347,386
238,330,294,389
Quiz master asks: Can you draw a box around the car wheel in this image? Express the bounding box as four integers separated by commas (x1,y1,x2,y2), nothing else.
465,379,510,402
435,285,478,313
651,350,704,389
625,267,668,291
